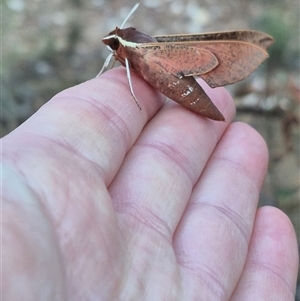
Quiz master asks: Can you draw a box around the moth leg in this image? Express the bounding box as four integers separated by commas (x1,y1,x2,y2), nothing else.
125,58,142,110
96,53,115,77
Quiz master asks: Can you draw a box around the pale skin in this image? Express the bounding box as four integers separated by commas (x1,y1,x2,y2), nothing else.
2,68,298,300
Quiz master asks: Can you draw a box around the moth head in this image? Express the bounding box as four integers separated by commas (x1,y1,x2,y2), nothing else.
102,27,120,52
102,27,141,52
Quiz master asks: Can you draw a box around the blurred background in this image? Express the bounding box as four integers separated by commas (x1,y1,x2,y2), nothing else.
2,0,299,297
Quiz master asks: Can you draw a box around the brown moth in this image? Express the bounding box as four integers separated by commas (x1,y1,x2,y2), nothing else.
99,4,274,121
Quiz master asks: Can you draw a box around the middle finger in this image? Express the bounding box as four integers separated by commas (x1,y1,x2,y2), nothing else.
109,84,235,236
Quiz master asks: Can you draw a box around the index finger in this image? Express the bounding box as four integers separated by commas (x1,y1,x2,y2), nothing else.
6,68,163,184
6,67,232,185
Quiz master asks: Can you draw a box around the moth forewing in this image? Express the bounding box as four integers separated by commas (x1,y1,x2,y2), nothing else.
154,30,274,51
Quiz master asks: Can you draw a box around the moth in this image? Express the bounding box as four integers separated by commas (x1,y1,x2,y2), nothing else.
99,4,274,121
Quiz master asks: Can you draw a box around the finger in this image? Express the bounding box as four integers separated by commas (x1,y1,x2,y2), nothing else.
5,68,164,185
231,206,299,301
109,82,235,237
2,68,164,298
173,122,269,299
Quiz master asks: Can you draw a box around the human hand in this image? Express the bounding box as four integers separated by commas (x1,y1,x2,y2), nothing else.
2,68,298,300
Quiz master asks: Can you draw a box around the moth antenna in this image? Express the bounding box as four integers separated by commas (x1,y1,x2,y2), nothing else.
96,53,114,77
120,3,140,29
125,58,141,110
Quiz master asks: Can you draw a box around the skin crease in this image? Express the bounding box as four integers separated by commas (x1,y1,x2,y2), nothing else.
2,68,298,301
